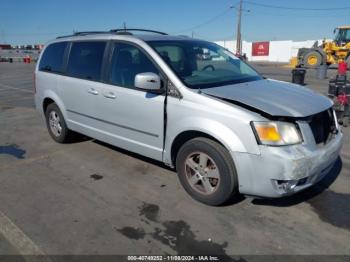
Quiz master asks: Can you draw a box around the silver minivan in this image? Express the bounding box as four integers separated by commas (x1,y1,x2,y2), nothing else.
35,29,343,205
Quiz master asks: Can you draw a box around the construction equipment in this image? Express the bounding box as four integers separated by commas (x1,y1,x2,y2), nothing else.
297,26,350,68
328,75,350,127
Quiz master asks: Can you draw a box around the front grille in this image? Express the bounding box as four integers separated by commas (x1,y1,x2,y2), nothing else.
309,109,335,144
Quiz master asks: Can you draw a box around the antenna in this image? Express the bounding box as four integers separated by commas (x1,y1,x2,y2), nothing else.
123,22,127,31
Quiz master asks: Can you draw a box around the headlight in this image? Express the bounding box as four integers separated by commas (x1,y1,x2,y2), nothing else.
251,121,302,146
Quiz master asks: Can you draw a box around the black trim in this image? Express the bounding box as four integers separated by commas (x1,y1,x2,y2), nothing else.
66,109,159,138
110,28,168,35
162,80,169,152
62,41,71,74
101,40,113,83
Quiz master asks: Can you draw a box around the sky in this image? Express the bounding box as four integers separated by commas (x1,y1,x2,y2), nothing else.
1,0,350,45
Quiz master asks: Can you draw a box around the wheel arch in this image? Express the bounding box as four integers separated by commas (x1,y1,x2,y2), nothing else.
43,97,55,113
170,130,225,167
40,90,68,121
165,117,251,168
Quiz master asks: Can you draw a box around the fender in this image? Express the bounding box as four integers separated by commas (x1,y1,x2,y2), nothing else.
163,116,260,166
41,89,69,125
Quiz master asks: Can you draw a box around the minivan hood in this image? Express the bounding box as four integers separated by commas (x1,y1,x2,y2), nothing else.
201,79,333,118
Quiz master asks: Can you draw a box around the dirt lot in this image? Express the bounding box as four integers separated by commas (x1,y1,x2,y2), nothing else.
0,62,349,257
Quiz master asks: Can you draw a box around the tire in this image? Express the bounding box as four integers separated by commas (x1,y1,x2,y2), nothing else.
176,137,238,206
45,103,74,143
303,51,322,68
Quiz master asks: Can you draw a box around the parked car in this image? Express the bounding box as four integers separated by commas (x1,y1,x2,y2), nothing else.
35,29,343,206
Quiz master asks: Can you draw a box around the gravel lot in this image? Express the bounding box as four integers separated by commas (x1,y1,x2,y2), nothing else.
0,62,349,257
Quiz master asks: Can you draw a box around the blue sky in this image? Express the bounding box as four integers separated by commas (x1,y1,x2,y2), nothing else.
1,0,350,45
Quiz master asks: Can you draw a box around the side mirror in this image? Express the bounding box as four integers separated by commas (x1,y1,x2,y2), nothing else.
135,72,161,91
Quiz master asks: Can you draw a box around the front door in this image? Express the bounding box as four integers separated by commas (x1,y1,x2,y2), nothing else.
96,42,165,160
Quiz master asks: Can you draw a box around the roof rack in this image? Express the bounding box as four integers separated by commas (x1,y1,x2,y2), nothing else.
110,29,168,35
56,28,168,39
56,31,109,39
74,31,109,36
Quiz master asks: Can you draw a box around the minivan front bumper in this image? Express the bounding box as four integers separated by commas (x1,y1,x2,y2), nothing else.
233,130,343,198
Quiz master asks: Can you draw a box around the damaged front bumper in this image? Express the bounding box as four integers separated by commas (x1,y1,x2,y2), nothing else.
232,125,343,198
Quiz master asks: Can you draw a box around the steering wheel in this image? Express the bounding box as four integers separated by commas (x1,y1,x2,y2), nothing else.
202,65,215,71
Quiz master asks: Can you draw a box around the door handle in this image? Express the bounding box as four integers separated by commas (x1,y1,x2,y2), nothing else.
88,88,99,95
104,92,116,99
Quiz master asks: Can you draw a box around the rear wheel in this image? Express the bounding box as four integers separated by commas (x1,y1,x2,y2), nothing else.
176,137,238,206
45,103,74,143
304,51,322,68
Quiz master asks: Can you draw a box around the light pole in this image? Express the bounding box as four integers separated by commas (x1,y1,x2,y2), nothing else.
236,0,243,55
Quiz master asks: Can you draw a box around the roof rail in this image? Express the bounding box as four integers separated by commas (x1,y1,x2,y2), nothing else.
56,31,108,39
74,31,109,36
56,28,168,39
110,28,168,35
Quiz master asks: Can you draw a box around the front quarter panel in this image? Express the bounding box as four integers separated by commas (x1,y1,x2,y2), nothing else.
164,92,262,165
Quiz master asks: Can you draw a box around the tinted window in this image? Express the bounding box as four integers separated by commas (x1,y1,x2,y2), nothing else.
67,41,106,81
39,42,67,73
109,43,159,88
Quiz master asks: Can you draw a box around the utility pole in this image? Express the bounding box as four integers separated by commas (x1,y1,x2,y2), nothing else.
236,0,243,55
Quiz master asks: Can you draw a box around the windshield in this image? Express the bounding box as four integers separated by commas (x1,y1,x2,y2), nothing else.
148,40,262,89
334,28,350,43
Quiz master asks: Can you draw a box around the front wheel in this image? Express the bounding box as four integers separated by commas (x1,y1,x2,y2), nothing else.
176,137,238,206
303,51,322,68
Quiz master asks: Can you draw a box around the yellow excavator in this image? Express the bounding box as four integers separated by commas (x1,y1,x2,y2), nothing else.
297,26,350,68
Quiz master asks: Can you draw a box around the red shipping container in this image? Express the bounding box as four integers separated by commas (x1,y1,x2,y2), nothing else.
252,41,270,56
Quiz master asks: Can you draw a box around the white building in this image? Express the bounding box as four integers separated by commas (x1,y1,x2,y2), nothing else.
215,39,324,62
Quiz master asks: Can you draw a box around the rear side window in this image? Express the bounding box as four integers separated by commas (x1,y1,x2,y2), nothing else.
67,41,106,81
39,42,67,73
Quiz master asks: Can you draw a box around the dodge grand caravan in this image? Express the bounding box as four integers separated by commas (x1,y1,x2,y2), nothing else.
35,29,343,206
